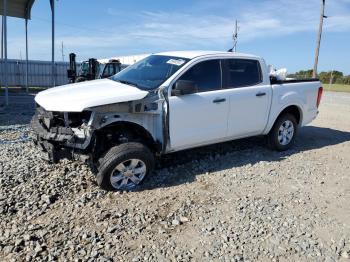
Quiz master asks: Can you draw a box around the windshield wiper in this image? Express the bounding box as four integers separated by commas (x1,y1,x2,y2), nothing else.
116,79,139,88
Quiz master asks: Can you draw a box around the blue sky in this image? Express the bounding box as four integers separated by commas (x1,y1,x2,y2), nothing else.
4,0,350,74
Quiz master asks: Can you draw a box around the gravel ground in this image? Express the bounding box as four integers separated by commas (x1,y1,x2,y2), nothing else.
0,92,350,261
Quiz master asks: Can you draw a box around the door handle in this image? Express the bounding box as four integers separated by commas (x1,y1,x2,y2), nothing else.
213,98,226,103
256,92,266,97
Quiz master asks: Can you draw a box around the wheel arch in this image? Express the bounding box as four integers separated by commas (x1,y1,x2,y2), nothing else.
94,120,161,157
265,104,303,134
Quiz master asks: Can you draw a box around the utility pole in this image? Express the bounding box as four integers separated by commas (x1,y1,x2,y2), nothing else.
329,70,333,89
1,15,3,59
61,41,65,62
313,0,327,78
25,19,29,94
1,16,3,94
50,0,55,87
3,0,9,106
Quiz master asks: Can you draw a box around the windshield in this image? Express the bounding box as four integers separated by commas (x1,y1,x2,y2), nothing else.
111,55,190,90
79,61,101,77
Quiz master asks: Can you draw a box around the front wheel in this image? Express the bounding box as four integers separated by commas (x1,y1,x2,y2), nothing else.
96,142,155,191
267,113,298,151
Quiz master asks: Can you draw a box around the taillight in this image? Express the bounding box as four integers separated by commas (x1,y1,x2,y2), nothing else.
316,86,323,108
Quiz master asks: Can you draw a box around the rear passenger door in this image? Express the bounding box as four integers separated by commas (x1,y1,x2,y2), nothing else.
168,59,230,150
222,59,271,138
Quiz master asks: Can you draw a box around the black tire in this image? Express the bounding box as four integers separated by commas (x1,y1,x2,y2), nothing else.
267,113,298,151
96,142,154,191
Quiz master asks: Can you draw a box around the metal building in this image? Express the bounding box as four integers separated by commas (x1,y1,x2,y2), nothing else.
0,0,56,106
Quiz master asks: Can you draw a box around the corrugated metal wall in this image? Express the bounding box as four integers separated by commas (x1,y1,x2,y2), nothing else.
0,59,80,87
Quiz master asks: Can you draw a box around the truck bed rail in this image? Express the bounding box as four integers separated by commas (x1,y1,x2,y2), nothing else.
271,77,320,85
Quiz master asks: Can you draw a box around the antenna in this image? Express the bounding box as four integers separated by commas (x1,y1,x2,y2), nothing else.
233,20,238,52
228,20,239,52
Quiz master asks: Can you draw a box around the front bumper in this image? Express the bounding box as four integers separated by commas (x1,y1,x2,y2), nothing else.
30,109,91,163
30,113,75,142
32,136,73,163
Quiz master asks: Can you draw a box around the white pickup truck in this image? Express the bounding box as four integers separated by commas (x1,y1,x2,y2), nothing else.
31,51,323,191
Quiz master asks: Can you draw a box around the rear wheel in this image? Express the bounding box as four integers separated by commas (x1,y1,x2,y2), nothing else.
96,142,154,191
267,113,298,151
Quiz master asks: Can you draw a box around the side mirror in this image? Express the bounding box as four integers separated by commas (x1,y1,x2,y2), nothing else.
172,80,196,96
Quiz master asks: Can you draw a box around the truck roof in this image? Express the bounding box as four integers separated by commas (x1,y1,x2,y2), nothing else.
156,50,260,59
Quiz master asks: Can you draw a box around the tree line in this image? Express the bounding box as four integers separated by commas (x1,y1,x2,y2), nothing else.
288,70,350,85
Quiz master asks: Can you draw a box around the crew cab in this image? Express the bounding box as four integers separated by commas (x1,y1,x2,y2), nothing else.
31,51,323,191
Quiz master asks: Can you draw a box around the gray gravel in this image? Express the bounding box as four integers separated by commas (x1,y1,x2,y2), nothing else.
1,92,350,261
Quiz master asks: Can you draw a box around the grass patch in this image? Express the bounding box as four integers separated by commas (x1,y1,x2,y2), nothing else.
323,84,350,93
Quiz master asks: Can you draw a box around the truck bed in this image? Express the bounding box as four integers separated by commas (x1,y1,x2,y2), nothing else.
271,78,320,85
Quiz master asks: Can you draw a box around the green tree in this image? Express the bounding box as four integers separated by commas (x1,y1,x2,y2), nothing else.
288,69,314,79
288,69,349,84
343,75,350,85
319,71,344,84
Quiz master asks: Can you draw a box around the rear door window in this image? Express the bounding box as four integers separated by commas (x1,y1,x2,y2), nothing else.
223,59,262,88
177,59,221,93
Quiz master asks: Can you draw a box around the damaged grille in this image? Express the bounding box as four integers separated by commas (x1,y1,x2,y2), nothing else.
36,106,92,129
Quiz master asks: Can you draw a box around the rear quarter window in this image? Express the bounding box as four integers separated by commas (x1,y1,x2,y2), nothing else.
223,59,262,88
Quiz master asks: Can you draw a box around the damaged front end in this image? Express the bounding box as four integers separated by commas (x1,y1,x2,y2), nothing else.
30,106,93,163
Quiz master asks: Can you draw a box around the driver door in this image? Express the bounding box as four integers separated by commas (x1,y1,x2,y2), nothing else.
168,59,229,151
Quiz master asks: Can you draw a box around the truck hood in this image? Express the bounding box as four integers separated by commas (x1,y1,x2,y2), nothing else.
35,79,149,112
